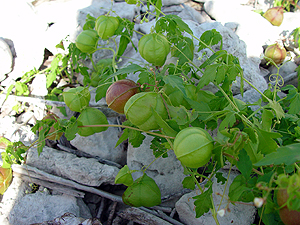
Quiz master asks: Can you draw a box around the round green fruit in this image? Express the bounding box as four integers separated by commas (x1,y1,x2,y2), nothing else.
173,127,214,168
75,30,98,53
77,107,108,136
138,33,170,66
122,174,161,207
277,189,300,225
95,15,119,40
106,79,139,114
62,87,91,112
124,92,168,131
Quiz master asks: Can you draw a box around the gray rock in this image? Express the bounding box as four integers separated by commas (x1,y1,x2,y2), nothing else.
175,170,256,225
187,20,268,94
204,0,280,61
70,118,127,165
30,74,48,96
162,0,188,6
269,60,298,82
0,38,13,80
0,115,37,145
9,191,91,225
26,146,119,186
0,176,29,225
178,4,211,24
127,135,186,197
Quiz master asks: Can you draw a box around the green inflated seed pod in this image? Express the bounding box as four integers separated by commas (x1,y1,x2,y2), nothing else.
77,107,108,136
75,30,98,53
122,174,161,207
62,87,91,112
124,92,168,131
173,127,214,168
138,33,170,66
95,15,119,40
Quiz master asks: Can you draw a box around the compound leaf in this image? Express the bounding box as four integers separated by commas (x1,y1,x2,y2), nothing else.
255,143,300,166
193,185,213,218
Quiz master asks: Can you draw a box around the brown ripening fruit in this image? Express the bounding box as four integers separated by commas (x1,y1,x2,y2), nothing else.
264,43,286,65
277,189,300,225
263,7,284,26
106,79,139,114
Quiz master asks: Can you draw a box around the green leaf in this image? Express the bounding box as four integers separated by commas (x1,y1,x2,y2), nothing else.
228,175,250,202
261,109,273,132
255,128,281,154
197,64,218,89
163,75,186,96
5,84,14,100
237,149,252,180
215,64,227,84
198,29,223,51
104,64,145,82
182,176,195,190
117,35,130,58
193,185,213,218
267,100,285,120
172,37,194,65
115,128,129,147
15,81,29,96
128,129,145,148
199,50,227,69
151,107,177,137
155,0,162,19
64,118,78,141
215,172,227,184
115,165,134,186
150,136,169,158
219,111,236,130
254,143,300,166
288,93,300,114
95,83,111,102
168,15,193,34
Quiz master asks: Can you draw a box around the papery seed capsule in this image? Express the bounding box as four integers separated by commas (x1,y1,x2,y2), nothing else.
263,7,284,26
264,43,286,65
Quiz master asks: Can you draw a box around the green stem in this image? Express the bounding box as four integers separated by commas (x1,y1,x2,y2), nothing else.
192,174,204,194
242,77,270,101
217,164,232,211
88,54,97,71
210,195,221,225
143,148,172,172
79,124,175,139
294,163,300,172
92,47,117,73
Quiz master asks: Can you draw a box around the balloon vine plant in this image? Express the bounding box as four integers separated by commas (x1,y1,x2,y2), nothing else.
1,1,300,224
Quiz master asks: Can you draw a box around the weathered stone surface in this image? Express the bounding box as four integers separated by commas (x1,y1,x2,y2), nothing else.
127,135,186,197
70,118,127,165
30,74,48,96
0,38,13,80
186,20,268,94
0,176,29,225
175,169,256,225
26,146,119,186
9,192,91,225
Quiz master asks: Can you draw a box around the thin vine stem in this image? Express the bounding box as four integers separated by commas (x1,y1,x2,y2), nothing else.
79,124,175,139
217,164,232,212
